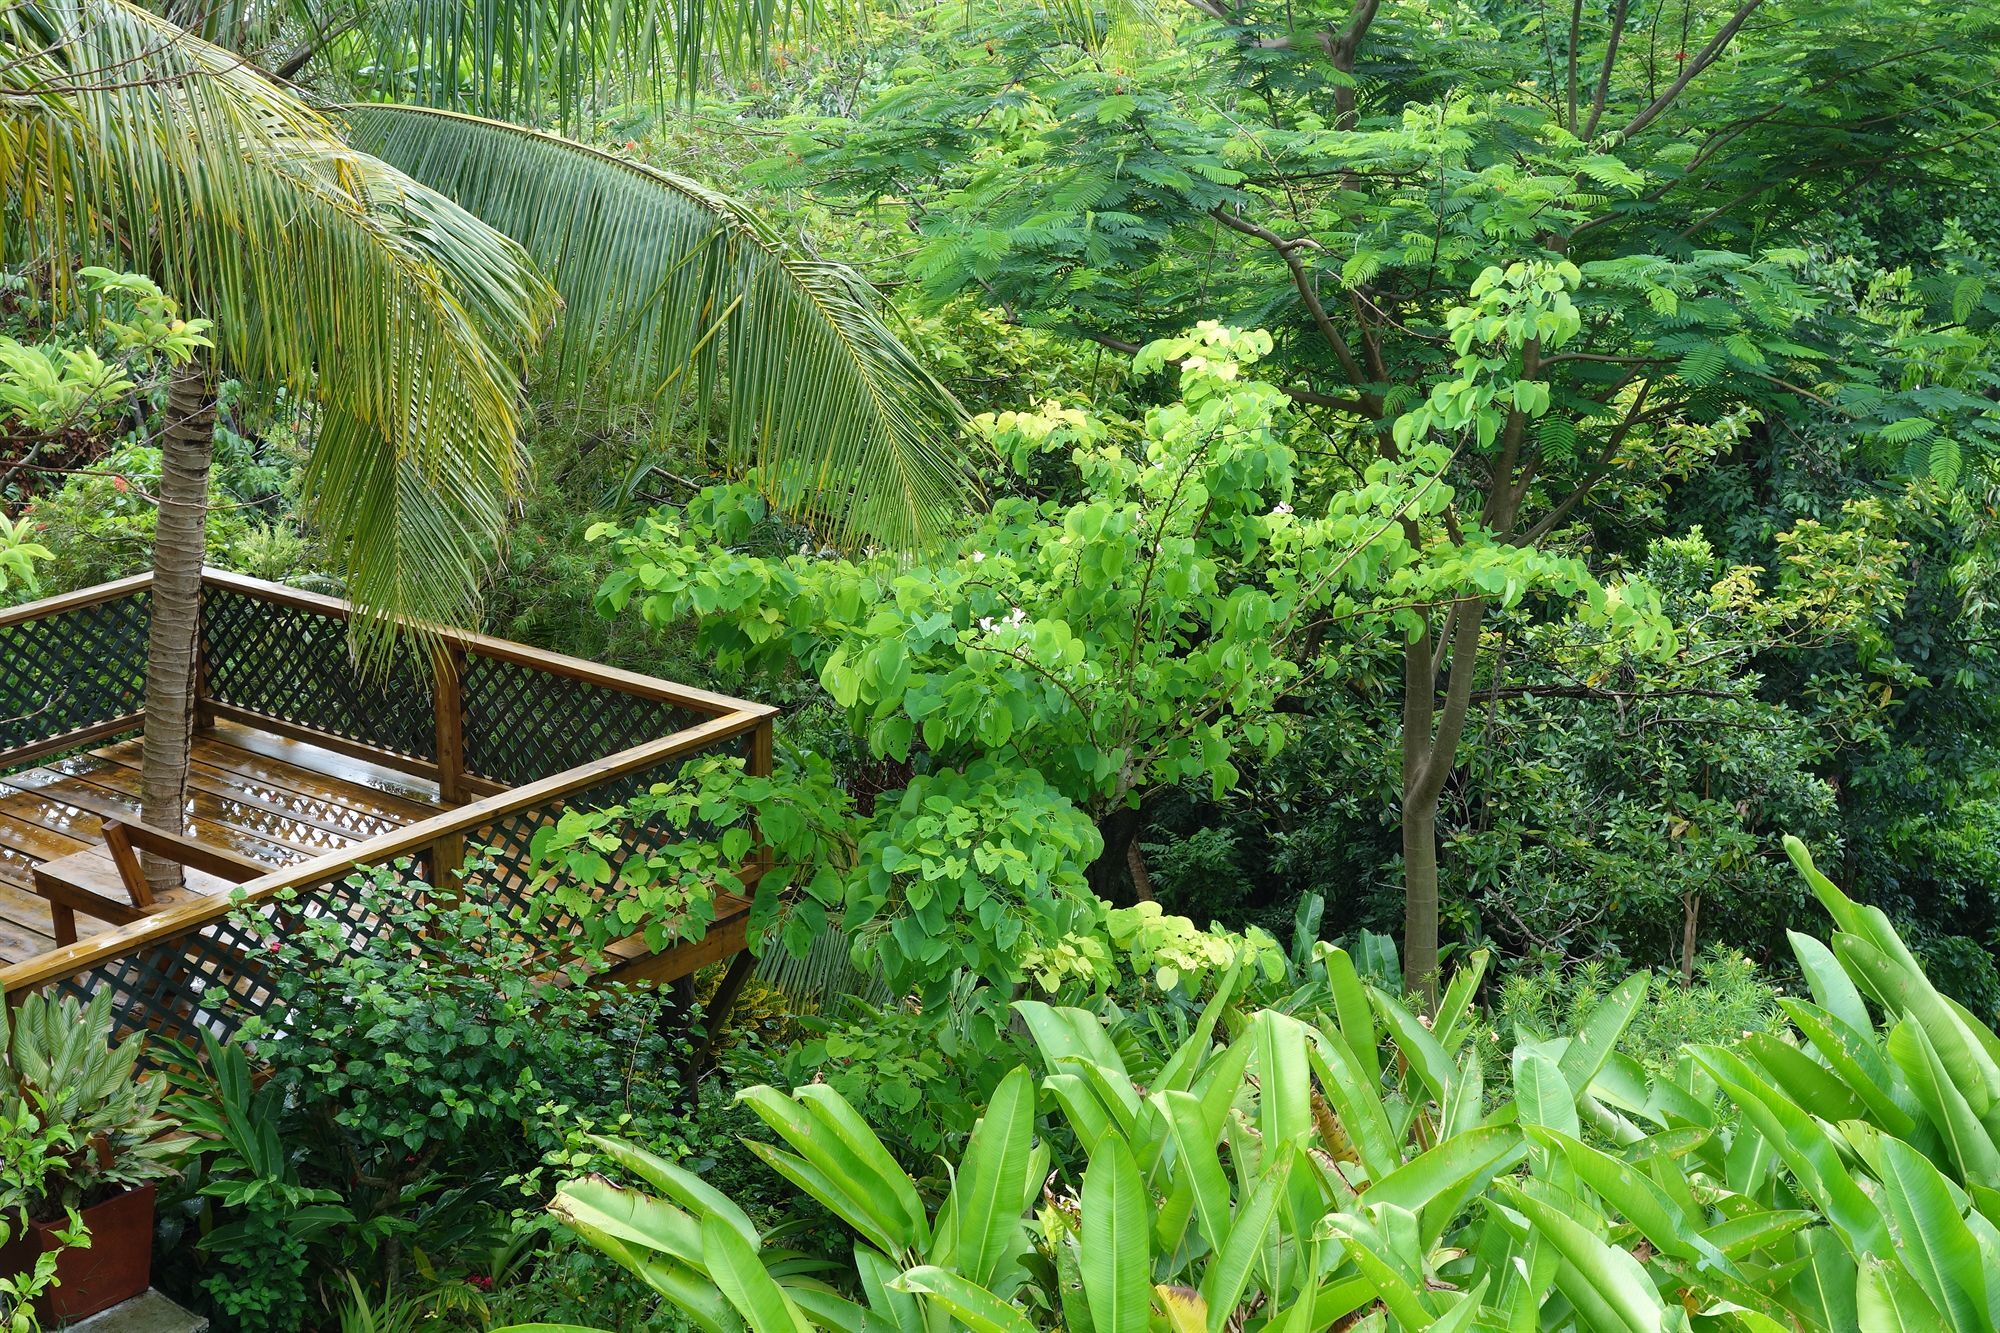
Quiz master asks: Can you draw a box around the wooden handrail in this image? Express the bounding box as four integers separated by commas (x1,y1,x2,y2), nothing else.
0,572,153,631
0,704,775,997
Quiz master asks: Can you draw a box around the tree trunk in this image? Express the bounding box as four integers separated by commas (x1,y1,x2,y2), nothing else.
1399,598,1486,1009
1088,804,1146,905
1681,892,1700,986
1125,838,1155,903
1401,804,1439,999
139,354,216,897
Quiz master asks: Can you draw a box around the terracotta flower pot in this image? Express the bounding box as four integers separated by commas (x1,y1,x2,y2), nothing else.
0,1183,157,1321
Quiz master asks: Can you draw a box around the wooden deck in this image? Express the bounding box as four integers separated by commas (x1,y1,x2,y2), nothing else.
0,718,444,966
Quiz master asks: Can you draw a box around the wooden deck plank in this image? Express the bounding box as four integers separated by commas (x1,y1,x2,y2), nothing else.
85,747,411,843
196,721,444,810
35,755,371,857
0,765,298,867
0,848,67,958
0,723,450,970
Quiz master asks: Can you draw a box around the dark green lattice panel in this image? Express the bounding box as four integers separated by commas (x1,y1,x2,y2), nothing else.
201,585,434,761
0,591,149,759
56,862,426,1048
460,651,704,786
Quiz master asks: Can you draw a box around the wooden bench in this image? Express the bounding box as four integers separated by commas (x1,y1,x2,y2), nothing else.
30,820,267,946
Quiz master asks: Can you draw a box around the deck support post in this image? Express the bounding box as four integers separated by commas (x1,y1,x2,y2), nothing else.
432,642,467,806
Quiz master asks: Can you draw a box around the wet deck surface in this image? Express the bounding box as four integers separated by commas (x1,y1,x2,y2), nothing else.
0,719,442,967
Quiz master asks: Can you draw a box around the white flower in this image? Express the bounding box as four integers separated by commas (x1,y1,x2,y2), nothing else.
971,550,987,563
1272,502,1294,516
1007,606,1027,626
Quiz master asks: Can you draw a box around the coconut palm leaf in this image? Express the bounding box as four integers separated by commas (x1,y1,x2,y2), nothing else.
344,104,976,553
0,0,556,651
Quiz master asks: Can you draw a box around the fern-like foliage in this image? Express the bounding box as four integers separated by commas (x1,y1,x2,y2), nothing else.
346,106,976,552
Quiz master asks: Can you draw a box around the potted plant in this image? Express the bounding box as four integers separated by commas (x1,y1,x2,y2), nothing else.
0,991,183,1323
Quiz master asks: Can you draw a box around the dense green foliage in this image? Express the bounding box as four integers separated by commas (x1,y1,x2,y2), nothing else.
530,844,2000,1332
10,0,2000,1327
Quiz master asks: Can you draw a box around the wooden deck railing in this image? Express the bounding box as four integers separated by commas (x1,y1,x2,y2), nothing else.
0,569,775,1043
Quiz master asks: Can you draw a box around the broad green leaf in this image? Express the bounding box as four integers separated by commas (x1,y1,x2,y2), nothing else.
700,1213,814,1333
738,1087,918,1254
1838,933,2000,1118
1788,931,1873,1035
552,1176,705,1269
1081,1136,1150,1333
1368,1126,1525,1246
1161,1090,1233,1253
1558,972,1648,1092
1015,1001,1130,1077
1874,1138,1990,1331
895,1266,1037,1333
1779,999,1917,1137
855,1247,926,1333
1371,988,1455,1103
1526,1127,1700,1262
1433,948,1489,1052
796,1085,931,1246
1790,1227,1859,1333
1324,1205,1432,1329
1197,1147,1287,1329
741,1141,904,1257
1691,1046,1891,1257
1251,1010,1312,1148
1741,1033,1870,1124
1154,965,1239,1094
1886,1019,2000,1182
1493,1180,1665,1333
938,1066,1036,1284
1322,947,1381,1085
1046,1072,1116,1155
1305,1032,1398,1179
1856,1258,1945,1331
587,1134,761,1252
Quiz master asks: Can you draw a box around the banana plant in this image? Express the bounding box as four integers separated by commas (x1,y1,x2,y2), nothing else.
509,953,1551,1331
513,840,2000,1331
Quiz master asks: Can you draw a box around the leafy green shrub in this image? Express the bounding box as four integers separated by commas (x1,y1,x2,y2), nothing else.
1,990,182,1218
163,1037,350,1333
241,867,692,1177
525,837,2000,1331
155,867,700,1326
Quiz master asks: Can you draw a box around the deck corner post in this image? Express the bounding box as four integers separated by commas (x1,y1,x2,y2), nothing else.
193,574,215,733
432,642,467,807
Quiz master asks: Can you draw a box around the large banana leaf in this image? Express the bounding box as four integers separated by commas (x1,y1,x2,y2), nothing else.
344,105,976,553
0,0,554,648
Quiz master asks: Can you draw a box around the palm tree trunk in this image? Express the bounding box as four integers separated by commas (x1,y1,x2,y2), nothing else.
139,353,216,896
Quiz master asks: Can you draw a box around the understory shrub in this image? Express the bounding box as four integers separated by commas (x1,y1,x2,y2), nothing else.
154,868,702,1331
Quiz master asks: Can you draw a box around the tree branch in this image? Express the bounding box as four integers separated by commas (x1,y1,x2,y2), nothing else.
1210,206,1379,406
1620,0,1764,138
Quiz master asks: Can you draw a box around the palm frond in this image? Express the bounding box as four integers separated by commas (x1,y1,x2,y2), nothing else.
344,104,977,553
755,922,890,1009
0,0,557,655
339,0,816,123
